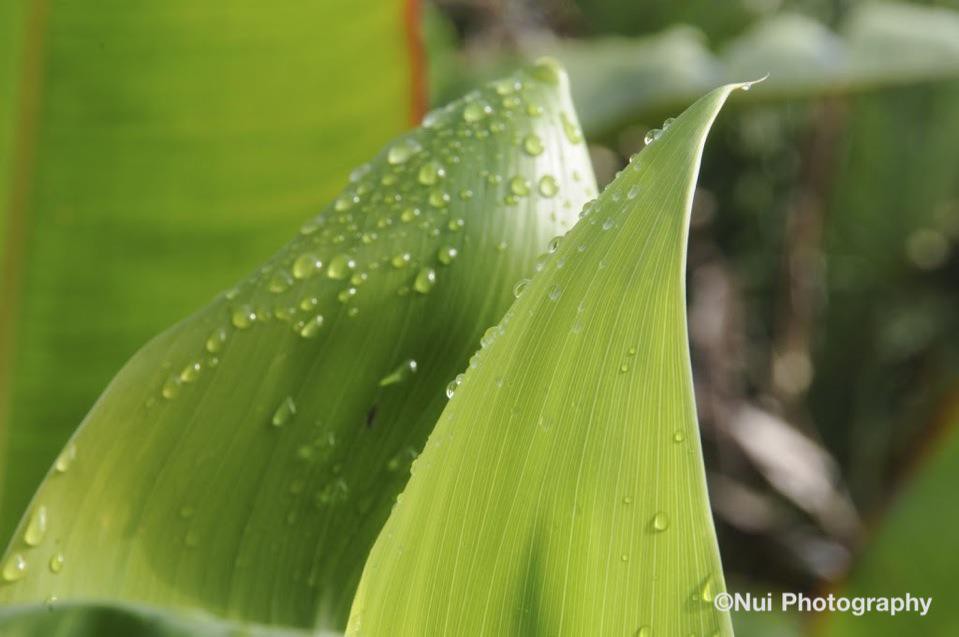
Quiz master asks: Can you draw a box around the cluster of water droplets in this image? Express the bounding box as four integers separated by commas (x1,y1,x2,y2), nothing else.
153,59,591,406
2,442,76,587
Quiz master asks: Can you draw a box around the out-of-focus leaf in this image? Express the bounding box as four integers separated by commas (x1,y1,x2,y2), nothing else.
0,0,425,546
348,81,753,636
0,61,596,631
0,600,324,637
820,406,959,636
433,3,959,136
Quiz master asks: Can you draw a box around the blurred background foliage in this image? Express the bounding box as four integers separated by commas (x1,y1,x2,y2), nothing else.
3,0,959,634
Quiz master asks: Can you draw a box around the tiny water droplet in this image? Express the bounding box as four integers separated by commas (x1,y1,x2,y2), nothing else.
54,443,77,473
446,374,464,399
602,218,615,231
337,287,357,303
24,505,47,546
379,359,418,386
561,112,583,144
662,117,676,129
392,252,411,269
547,236,562,253
623,495,633,505
538,175,559,198
269,270,293,294
700,576,716,602
2,553,27,582
327,254,355,280
161,375,181,400
428,189,450,208
619,363,629,373
548,284,562,301
673,430,685,443
652,511,670,532
644,128,662,145
437,246,458,265
417,160,445,186
49,551,64,574
299,314,324,339
513,279,530,298
179,361,201,383
231,305,256,329
636,626,652,637
620,553,629,562
206,327,228,353
463,100,491,123
627,185,640,200
414,267,437,294
272,396,296,427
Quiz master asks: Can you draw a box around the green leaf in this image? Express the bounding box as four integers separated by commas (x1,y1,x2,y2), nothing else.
0,60,596,631
820,409,959,636
0,0,424,546
347,81,753,636
432,3,959,136
0,600,322,637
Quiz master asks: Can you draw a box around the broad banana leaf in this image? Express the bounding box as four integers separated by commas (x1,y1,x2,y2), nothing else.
0,0,425,546
348,81,755,636
0,60,596,632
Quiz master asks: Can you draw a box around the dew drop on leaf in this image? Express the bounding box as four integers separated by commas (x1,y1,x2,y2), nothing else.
509,176,530,197
292,253,322,280
437,246,458,265
54,443,77,473
414,267,437,294
387,139,419,165
299,315,324,339
161,375,181,400
327,254,356,280
673,430,685,444
644,128,662,145
652,511,670,532
272,396,296,427
538,175,559,198
49,551,64,574
231,305,256,329
417,160,445,186
513,279,530,298
522,133,544,156
391,253,412,269
205,326,228,354
24,505,47,546
2,553,27,582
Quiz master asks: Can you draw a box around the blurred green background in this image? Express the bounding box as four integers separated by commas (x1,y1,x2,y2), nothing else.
3,0,959,634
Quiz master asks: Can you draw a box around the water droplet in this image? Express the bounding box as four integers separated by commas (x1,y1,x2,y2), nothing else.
619,363,629,373
334,194,356,212
24,505,47,546
700,576,716,602
662,117,676,129
417,160,445,186
509,176,530,197
337,287,357,303
673,430,685,443
538,175,559,198
49,552,64,574
437,246,458,265
446,374,464,399
627,185,640,200
462,100,491,123
54,443,77,473
547,236,562,253
560,112,583,144
231,305,256,329
428,189,450,208
2,553,27,582
644,128,661,145
448,218,465,232
387,139,420,165
623,495,633,505
391,253,411,269
548,284,562,301
380,359,418,386
652,511,670,532
161,375,181,400
400,206,420,223
414,267,437,294
206,327,228,353
272,396,296,427
299,314,324,338
292,253,323,280
179,361,201,383
620,553,629,562
269,270,294,294
513,278,530,298
522,133,544,156
531,57,562,85
636,626,652,637
327,254,355,280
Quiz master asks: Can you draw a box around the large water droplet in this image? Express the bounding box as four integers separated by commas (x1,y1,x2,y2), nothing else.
2,553,27,582
509,176,530,197
644,128,662,145
24,505,47,546
379,359,418,386
272,396,296,427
